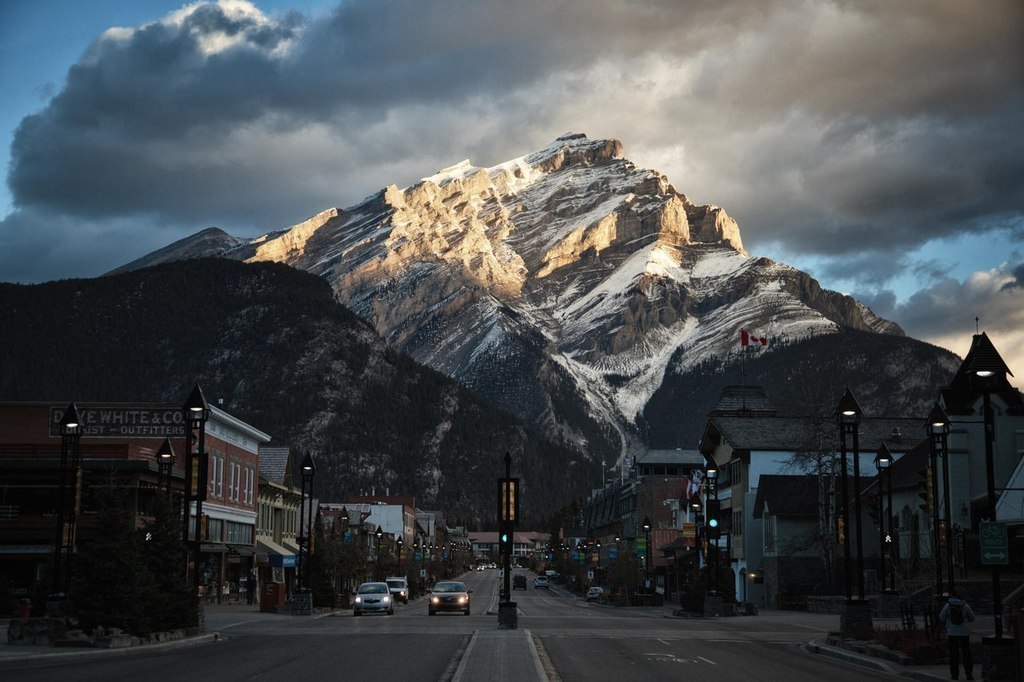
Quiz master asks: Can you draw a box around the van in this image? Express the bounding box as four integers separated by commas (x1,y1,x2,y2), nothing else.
385,576,409,604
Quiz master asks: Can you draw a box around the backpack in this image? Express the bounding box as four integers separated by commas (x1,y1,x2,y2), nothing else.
948,603,964,625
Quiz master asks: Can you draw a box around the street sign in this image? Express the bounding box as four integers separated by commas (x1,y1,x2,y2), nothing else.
980,521,1009,565
608,545,618,560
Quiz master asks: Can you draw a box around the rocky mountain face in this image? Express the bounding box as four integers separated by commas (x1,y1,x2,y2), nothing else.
113,133,957,462
0,260,596,526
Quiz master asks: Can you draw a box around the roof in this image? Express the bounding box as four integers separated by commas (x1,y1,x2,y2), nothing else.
701,415,924,454
711,385,776,416
637,449,705,466
942,333,1024,416
753,475,821,519
258,446,291,487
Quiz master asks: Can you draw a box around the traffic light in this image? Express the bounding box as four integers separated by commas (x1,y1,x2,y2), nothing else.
706,498,721,539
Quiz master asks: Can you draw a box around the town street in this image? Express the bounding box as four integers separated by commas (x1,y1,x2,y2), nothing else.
1,570,903,681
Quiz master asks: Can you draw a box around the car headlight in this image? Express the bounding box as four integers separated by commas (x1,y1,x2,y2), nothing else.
354,596,363,604
382,595,391,603
400,590,406,597
457,596,467,604
431,596,440,604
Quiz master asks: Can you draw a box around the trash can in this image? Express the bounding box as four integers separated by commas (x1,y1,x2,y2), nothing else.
261,582,285,613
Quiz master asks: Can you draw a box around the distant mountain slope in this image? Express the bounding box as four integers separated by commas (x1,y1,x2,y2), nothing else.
109,133,954,464
0,259,595,526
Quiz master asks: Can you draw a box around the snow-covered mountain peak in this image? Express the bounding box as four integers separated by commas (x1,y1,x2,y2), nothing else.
115,133,904,463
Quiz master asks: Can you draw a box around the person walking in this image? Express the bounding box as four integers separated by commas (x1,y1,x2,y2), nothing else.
939,591,976,680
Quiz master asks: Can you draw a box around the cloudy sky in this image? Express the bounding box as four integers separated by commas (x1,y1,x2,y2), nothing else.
2,0,1023,373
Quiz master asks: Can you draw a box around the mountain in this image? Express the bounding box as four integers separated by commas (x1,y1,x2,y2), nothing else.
110,132,959,460
0,259,596,526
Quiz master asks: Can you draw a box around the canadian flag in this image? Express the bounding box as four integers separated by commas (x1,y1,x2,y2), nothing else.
741,329,768,347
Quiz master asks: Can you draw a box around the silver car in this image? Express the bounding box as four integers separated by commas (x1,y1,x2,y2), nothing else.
353,582,394,616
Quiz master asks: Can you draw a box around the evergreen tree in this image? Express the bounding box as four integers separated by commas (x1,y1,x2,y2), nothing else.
139,494,197,631
72,487,156,635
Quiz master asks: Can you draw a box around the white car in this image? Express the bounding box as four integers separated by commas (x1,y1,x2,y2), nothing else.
385,576,409,604
534,576,550,589
586,587,604,602
353,582,394,616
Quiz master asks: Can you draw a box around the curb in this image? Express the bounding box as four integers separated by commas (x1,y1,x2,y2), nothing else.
0,632,222,670
804,639,894,672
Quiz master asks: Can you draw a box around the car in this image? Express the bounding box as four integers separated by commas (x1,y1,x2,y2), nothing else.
428,580,473,615
353,581,394,616
385,576,409,604
534,576,549,589
586,587,604,602
513,574,527,590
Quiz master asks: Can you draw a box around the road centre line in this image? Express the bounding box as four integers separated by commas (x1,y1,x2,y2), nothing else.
697,656,717,665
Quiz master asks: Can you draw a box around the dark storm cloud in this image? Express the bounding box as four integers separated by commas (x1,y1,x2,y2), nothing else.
3,0,1023,288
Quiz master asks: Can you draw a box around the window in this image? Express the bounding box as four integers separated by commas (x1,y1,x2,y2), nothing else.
764,515,777,554
226,521,253,544
729,460,741,487
732,510,743,536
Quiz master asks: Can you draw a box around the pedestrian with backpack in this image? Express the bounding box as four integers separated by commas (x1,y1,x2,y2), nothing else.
940,590,976,680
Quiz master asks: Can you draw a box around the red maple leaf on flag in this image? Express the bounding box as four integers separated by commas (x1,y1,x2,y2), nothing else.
741,329,768,347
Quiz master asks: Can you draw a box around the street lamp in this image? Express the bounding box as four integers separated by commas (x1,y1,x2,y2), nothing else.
182,384,209,603
874,444,893,593
837,388,872,636
396,535,404,569
966,332,1013,640
375,525,384,579
641,516,652,594
297,453,315,591
52,402,82,598
927,402,952,596
836,388,864,600
157,437,175,497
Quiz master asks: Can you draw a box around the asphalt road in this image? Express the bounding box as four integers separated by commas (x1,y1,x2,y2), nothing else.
2,569,901,681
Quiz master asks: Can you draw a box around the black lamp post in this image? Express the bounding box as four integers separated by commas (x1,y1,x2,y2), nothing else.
396,535,404,569
52,402,82,598
375,525,384,579
705,460,719,593
182,384,209,602
836,388,865,600
927,402,952,595
641,516,652,594
874,444,893,593
967,332,1012,640
297,453,315,591
157,437,175,497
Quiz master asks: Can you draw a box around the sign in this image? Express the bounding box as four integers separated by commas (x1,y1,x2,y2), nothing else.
49,406,186,439
980,521,1009,565
608,545,618,560
682,522,696,548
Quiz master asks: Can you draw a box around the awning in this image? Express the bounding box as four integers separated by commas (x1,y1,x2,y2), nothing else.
281,539,300,554
257,538,296,568
227,544,254,557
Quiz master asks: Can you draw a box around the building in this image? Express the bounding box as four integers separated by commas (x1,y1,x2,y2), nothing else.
0,400,269,604
255,446,301,598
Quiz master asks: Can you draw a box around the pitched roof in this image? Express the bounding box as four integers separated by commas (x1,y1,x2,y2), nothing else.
711,385,776,416
753,475,820,519
942,333,1024,416
637,449,705,466
258,446,292,487
702,415,924,454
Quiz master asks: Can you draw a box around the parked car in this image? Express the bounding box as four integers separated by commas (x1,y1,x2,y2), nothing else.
586,587,604,602
385,576,409,604
353,582,393,616
428,581,473,615
534,576,549,589
513,574,527,590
